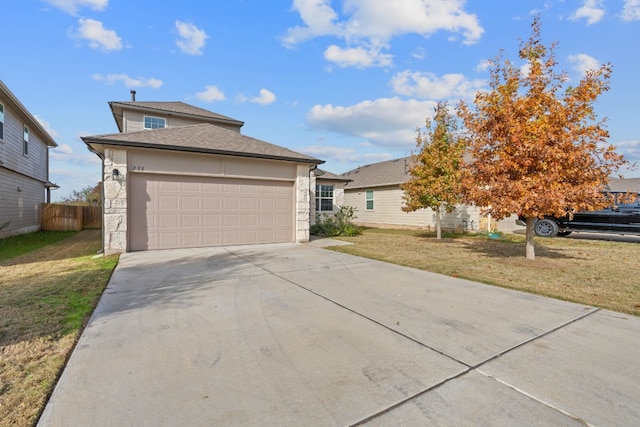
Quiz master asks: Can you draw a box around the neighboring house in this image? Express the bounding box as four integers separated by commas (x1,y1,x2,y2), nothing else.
0,81,58,238
311,168,351,219
83,94,323,254
606,177,640,193
340,157,520,233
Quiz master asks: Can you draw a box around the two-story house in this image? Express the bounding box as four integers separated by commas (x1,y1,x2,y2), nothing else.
83,92,323,254
0,81,58,238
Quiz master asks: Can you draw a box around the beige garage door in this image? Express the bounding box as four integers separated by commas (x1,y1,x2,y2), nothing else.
129,173,293,251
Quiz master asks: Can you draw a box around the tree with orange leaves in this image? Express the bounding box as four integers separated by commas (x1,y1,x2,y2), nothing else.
457,16,627,260
402,101,466,239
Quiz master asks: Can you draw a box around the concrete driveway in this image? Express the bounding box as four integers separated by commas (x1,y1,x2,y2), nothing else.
38,241,640,426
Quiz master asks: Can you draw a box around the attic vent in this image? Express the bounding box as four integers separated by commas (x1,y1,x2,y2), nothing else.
130,90,137,101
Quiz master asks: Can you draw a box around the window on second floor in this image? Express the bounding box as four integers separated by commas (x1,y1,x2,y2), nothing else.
366,189,374,210
0,103,4,140
144,116,166,129
316,184,334,212
23,125,29,155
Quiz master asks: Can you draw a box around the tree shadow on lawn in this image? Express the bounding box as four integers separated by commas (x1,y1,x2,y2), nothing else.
444,238,576,259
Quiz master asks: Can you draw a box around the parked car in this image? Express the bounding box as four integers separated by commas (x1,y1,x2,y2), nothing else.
518,192,640,237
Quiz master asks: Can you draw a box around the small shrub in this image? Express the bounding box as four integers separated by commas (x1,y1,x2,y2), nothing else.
311,205,362,237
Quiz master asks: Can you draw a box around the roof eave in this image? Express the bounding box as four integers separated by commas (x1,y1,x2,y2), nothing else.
81,137,324,165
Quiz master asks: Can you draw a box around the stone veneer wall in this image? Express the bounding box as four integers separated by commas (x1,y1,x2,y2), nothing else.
295,164,312,242
103,148,128,255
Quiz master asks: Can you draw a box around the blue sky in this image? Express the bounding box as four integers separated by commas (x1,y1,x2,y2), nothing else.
3,0,640,200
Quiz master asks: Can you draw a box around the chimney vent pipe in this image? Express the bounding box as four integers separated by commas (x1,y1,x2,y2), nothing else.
130,90,136,101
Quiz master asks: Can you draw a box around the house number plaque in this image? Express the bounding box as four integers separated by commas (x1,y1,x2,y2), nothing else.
131,165,145,171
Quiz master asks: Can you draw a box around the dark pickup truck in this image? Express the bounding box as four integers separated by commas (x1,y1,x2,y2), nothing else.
519,192,640,237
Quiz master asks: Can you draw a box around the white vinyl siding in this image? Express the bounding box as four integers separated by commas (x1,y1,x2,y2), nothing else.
344,185,483,231
0,105,48,182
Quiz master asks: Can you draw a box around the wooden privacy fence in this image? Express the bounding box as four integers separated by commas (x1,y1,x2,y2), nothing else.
42,203,102,231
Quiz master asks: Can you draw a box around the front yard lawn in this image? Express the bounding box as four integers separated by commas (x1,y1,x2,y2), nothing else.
329,228,640,317
0,230,118,427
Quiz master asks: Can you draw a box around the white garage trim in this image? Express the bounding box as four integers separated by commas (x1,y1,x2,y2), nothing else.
129,173,294,251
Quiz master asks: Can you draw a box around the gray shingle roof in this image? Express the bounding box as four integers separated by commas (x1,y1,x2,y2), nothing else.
341,157,412,189
314,168,351,182
82,123,323,164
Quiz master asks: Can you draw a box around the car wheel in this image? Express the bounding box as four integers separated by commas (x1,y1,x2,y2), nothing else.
534,219,559,237
557,231,573,237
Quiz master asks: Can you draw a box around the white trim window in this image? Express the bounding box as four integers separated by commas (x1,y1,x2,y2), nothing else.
0,102,4,140
23,125,29,155
316,184,334,212
144,116,166,129
365,189,374,210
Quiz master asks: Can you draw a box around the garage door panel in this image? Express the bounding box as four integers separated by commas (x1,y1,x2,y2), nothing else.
158,195,179,209
181,196,200,209
129,174,294,251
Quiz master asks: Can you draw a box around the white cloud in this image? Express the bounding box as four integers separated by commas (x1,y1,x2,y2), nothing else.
614,140,640,161
93,73,163,88
42,0,108,15
476,59,491,72
73,18,122,51
175,21,208,56
50,143,73,160
568,53,601,78
301,145,394,164
569,0,605,25
250,89,276,105
324,45,393,68
34,115,59,138
283,0,484,68
390,70,485,100
196,85,226,102
622,0,640,21
307,97,437,148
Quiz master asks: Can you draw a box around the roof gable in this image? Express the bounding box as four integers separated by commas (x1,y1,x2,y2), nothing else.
109,101,244,132
82,123,322,164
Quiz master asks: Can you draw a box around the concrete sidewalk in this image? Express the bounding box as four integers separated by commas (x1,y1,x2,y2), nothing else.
38,242,640,426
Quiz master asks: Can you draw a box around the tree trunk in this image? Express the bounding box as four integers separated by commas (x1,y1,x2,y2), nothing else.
436,206,442,240
525,217,536,260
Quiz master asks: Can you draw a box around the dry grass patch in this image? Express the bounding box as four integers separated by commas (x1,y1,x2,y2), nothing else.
0,230,118,427
330,229,640,317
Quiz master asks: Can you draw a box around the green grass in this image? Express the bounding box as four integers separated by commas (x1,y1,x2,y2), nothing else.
0,231,75,262
0,230,119,427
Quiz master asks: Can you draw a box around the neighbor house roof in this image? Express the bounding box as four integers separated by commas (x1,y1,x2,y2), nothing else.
314,168,352,182
82,123,323,164
0,80,57,147
109,101,245,132
606,178,640,193
341,157,411,189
